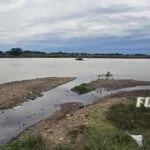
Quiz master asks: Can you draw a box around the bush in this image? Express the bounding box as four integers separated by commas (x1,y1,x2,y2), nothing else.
71,83,92,94
106,101,150,131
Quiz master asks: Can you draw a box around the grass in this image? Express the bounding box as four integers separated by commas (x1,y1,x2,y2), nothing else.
71,83,93,94
53,144,71,150
84,127,138,150
106,100,150,131
54,99,150,150
68,125,86,142
82,101,142,150
2,99,150,150
0,135,47,150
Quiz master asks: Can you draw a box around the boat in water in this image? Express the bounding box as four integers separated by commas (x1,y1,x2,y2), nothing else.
75,56,84,61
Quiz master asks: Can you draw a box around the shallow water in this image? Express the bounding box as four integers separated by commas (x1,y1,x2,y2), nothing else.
0,58,150,144
0,77,150,144
0,76,97,144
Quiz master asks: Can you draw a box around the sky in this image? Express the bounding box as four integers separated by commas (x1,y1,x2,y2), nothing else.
0,0,150,54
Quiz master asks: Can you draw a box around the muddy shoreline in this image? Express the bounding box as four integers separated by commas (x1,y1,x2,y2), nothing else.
1,78,150,148
19,88,150,147
0,77,75,110
90,78,150,90
72,78,150,94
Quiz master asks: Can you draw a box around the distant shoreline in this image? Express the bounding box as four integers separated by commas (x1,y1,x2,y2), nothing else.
1,56,150,59
0,48,150,59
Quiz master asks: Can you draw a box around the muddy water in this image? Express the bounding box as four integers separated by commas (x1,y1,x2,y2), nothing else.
1,58,150,84
1,58,150,144
0,75,150,144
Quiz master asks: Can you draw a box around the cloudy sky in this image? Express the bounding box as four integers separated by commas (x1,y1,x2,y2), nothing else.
0,0,150,53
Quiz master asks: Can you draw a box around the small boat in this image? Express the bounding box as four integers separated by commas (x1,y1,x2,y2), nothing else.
75,56,83,61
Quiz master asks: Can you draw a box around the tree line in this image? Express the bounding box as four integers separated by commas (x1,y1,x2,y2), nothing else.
0,48,149,58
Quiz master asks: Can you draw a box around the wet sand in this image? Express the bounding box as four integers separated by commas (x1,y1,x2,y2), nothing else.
87,78,150,91
0,77,75,110
2,78,150,147
21,93,146,148
18,80,150,148
71,78,150,94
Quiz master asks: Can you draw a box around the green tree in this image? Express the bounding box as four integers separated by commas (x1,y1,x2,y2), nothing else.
0,51,3,55
7,48,23,56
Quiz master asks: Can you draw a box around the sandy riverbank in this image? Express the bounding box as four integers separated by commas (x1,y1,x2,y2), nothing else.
89,78,150,90
0,77,75,110
71,78,150,94
17,78,150,149
1,78,150,149
19,91,150,149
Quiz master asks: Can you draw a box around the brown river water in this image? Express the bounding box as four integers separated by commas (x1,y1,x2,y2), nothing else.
0,58,150,144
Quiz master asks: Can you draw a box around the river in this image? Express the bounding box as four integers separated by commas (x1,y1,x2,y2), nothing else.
0,58,150,144
0,58,150,84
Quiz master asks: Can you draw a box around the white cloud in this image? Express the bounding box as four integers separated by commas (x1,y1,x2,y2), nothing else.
0,0,27,12
0,0,149,49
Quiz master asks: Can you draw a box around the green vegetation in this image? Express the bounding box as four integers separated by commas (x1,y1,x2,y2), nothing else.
71,83,93,94
106,100,150,131
0,135,47,150
83,127,138,150
82,101,145,150
68,125,86,142
54,100,150,150
53,144,71,150
2,100,150,150
0,47,150,58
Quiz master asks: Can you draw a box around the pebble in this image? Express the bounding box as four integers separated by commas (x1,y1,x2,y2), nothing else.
44,126,48,130
56,125,61,128
47,129,53,133
39,93,43,97
59,138,64,141
66,114,71,117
